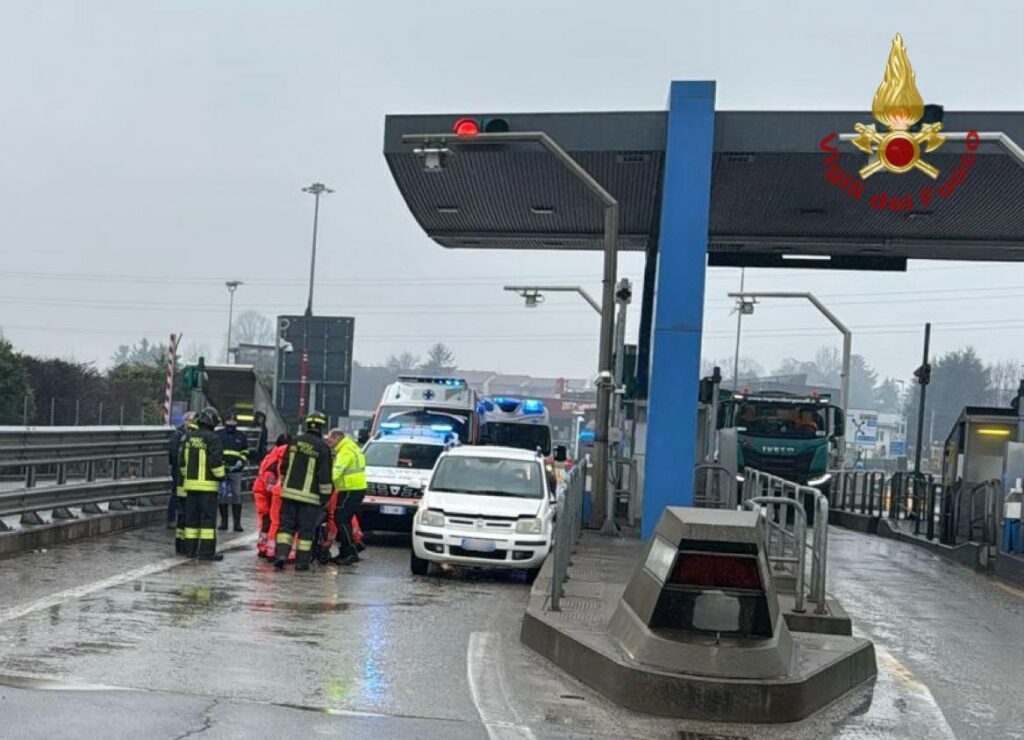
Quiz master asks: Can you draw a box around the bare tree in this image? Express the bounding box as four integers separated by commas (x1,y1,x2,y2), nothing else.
988,358,1023,406
385,352,421,374
421,343,457,375
232,311,275,346
180,341,212,365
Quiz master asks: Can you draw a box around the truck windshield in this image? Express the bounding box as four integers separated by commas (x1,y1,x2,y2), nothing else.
377,405,470,442
431,457,544,499
735,402,827,440
364,441,443,470
479,423,552,456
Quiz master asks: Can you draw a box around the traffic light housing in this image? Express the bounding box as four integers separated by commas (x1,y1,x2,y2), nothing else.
452,117,510,136
913,362,931,386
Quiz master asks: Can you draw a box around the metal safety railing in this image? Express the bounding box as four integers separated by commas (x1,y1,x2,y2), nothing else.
830,468,1003,549
693,463,736,509
550,457,589,612
740,468,830,615
0,426,174,530
953,479,1004,549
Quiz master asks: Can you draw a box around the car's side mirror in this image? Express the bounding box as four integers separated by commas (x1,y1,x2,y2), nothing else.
357,429,369,445
553,445,568,463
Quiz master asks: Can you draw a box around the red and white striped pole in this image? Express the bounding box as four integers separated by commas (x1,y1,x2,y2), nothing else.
163,333,181,425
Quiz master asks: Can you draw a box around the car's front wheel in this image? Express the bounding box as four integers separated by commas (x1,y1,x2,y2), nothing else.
410,550,430,576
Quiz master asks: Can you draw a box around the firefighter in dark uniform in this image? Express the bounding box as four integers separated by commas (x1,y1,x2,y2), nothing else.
274,411,333,572
181,407,227,561
172,411,198,554
217,409,250,532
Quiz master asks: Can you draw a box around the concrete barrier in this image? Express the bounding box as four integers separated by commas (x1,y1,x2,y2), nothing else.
0,504,166,558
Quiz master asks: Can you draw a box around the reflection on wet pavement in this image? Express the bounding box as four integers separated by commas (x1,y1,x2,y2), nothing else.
1,521,1022,738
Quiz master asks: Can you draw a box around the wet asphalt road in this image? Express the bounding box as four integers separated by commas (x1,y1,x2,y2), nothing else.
1,517,1023,739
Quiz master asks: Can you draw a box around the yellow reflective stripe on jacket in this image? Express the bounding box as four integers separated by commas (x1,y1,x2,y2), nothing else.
184,480,221,493
280,486,321,505
223,449,247,462
211,465,226,478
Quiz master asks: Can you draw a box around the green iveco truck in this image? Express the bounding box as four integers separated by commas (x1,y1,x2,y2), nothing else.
716,390,844,495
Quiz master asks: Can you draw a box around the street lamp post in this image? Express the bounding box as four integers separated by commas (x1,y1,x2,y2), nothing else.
302,182,333,318
224,280,242,363
406,130,620,534
727,291,852,467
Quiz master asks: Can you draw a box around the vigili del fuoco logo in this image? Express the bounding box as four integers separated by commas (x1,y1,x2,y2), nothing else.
819,33,980,212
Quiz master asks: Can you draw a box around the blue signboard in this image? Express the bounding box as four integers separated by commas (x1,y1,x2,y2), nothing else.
890,437,906,456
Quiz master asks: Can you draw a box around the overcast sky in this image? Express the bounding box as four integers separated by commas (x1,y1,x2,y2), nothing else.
1,1,1022,385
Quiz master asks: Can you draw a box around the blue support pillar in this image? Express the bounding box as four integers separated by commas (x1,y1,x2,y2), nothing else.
642,80,716,538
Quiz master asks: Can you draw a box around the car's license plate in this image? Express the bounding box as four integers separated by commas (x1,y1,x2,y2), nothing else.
380,505,407,515
461,538,496,553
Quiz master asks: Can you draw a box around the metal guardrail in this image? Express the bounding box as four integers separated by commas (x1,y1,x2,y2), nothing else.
0,426,174,530
956,479,1004,549
550,458,588,612
830,469,1004,549
743,496,807,613
740,467,829,614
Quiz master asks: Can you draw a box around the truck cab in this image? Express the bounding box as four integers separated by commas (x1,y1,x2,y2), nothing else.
720,391,843,491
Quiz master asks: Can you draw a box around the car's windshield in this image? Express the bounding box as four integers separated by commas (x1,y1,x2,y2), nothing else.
734,402,827,439
479,422,552,455
377,405,470,442
364,441,443,470
430,456,544,498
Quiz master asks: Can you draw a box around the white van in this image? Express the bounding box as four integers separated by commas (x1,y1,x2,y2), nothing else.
411,446,557,581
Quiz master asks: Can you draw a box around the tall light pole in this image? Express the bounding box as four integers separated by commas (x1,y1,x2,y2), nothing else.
224,280,242,363
731,268,747,388
727,291,852,467
406,129,619,534
302,182,333,318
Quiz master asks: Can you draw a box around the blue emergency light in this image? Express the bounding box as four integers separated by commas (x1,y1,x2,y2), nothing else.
579,430,596,442
380,422,402,430
493,397,520,412
521,399,545,414
430,424,454,432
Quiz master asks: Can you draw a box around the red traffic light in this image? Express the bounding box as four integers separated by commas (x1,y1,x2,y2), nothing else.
453,118,480,137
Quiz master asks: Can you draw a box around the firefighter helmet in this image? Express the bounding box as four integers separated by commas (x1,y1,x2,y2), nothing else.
304,410,328,433
197,406,221,430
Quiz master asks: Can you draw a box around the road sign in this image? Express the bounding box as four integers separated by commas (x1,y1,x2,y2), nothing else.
847,411,878,448
276,315,355,423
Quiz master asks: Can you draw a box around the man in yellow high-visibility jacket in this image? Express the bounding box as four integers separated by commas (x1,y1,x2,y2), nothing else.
328,429,367,566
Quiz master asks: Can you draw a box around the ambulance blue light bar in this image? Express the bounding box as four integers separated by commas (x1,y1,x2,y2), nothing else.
380,422,402,430
397,375,466,387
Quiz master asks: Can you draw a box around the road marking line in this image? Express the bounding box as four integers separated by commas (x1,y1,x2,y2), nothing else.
874,645,955,739
467,631,537,740
993,580,1024,599
0,533,258,625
